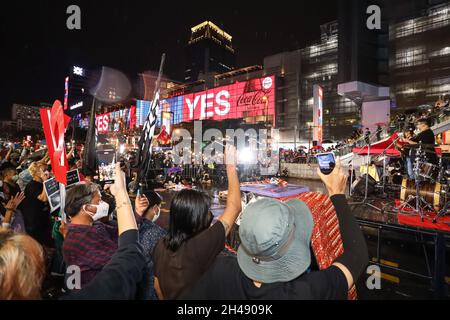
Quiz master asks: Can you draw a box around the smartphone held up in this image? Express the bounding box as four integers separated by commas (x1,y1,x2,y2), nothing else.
97,145,117,183
316,152,336,175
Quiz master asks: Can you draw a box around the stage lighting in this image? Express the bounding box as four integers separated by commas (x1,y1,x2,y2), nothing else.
239,147,255,164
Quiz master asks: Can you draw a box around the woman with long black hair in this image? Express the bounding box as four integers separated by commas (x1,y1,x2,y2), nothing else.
153,145,241,299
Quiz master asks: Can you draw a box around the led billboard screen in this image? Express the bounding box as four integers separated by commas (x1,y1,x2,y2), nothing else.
137,75,275,125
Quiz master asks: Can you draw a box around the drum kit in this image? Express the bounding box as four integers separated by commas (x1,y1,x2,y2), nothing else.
398,142,450,222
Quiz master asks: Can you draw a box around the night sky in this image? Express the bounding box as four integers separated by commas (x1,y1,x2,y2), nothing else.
0,0,337,117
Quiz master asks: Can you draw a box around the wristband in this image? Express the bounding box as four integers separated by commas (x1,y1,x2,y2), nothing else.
1,223,11,229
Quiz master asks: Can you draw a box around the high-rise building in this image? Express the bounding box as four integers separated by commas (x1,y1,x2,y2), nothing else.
338,0,389,86
332,0,450,139
174,2,450,144
211,22,352,145
264,51,302,145
179,21,358,145
336,0,450,115
388,1,450,112
65,65,95,117
336,0,391,138
11,104,42,132
185,21,236,82
299,21,358,141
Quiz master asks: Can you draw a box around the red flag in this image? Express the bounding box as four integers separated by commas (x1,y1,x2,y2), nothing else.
40,100,72,185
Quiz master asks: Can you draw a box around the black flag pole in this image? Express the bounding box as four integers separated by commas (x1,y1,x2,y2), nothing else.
136,53,166,189
83,97,98,177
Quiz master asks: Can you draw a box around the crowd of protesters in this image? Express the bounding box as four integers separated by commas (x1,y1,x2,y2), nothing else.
0,135,369,300
140,150,271,186
279,142,349,164
279,124,391,165
278,126,384,165
389,96,450,134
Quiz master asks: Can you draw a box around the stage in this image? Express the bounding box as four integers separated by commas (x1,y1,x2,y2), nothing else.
349,197,450,299
153,178,450,299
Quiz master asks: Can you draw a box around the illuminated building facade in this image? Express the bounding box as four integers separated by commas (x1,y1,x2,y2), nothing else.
65,65,94,117
299,21,358,141
178,21,356,145
78,3,450,146
207,22,348,146
264,51,302,146
389,1,450,111
139,74,276,129
185,21,236,82
11,104,42,132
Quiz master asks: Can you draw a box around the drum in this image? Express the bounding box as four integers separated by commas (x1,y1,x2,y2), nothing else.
400,178,442,211
419,162,438,180
391,171,403,185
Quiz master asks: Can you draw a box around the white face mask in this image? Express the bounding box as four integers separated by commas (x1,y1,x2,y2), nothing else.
84,201,110,221
151,206,161,223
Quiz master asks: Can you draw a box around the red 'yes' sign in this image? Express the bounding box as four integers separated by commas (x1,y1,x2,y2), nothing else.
182,76,275,122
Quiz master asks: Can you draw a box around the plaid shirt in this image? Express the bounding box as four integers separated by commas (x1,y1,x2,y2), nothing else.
136,216,167,300
63,222,118,287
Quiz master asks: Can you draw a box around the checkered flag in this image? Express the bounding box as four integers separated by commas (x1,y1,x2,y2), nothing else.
136,54,166,184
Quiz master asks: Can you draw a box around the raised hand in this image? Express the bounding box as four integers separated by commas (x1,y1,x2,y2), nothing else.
225,144,237,167
135,194,150,216
109,163,127,197
5,192,25,211
317,158,348,197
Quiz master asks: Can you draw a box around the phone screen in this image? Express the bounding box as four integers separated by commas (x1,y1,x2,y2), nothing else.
316,152,336,175
97,146,117,182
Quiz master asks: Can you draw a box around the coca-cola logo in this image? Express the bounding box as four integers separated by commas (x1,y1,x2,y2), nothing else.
237,90,270,107
262,77,273,90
